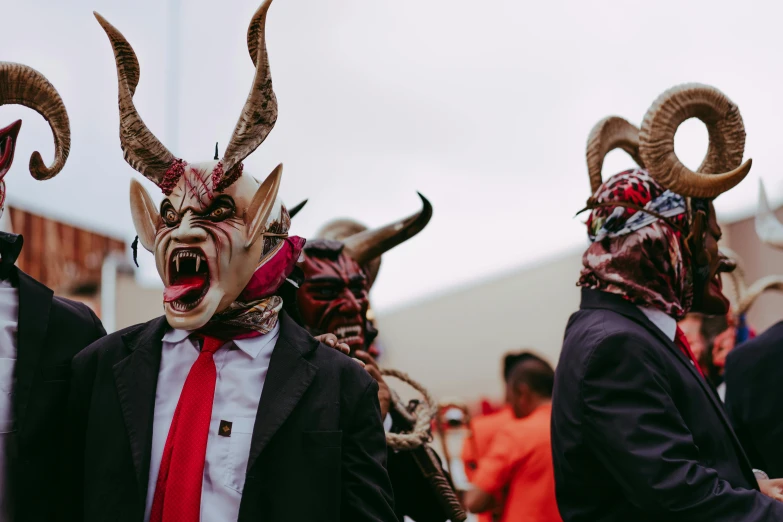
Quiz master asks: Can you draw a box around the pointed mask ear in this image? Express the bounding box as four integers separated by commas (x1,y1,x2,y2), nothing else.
129,178,160,252
244,163,283,249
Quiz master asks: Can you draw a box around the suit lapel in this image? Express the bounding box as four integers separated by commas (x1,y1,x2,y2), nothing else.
247,313,318,470
15,269,52,432
583,290,756,481
112,316,168,503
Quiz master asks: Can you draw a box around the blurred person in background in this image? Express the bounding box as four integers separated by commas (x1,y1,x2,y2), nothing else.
724,181,783,483
0,63,107,522
460,351,532,522
700,314,734,397
552,85,783,521
678,312,708,374
464,356,561,522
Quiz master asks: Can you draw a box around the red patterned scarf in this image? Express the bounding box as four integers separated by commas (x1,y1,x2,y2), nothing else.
579,169,693,320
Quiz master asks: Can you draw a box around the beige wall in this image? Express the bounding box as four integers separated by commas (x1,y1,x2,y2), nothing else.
113,271,165,331
722,208,783,332
376,249,584,402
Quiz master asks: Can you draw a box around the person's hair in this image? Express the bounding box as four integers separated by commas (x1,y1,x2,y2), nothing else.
509,357,555,398
303,238,345,260
503,351,547,382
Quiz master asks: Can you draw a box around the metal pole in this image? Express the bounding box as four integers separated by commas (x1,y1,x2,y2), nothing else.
164,0,181,150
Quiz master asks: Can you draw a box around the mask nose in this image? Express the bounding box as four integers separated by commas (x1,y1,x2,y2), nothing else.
338,288,362,314
172,211,207,243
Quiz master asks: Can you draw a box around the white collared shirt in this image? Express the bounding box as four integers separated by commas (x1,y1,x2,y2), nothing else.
144,323,279,522
637,305,677,342
0,278,18,522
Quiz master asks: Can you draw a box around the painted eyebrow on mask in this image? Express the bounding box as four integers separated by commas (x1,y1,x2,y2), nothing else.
307,276,344,284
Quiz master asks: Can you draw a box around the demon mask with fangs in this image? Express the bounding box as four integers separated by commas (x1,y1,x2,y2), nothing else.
296,194,432,353
97,0,303,332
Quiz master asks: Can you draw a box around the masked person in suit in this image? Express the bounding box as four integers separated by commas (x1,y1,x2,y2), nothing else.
292,206,467,522
723,184,783,479
63,3,396,521
0,63,106,522
551,84,783,521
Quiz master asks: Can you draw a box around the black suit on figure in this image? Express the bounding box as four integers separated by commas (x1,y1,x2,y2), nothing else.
551,289,783,522
725,320,783,479
63,311,398,522
1,233,106,522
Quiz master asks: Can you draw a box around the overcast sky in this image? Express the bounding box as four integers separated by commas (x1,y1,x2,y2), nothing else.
4,0,783,311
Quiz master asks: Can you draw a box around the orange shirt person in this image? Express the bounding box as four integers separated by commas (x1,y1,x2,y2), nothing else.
461,353,532,522
464,358,561,522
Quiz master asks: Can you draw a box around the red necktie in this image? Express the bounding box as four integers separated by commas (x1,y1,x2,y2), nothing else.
675,327,705,378
149,336,225,522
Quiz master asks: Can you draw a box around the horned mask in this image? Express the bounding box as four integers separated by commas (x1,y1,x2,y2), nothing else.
0,62,71,218
296,194,432,351
582,83,750,316
97,0,301,331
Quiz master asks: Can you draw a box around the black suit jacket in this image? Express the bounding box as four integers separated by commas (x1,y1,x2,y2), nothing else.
6,268,105,522
551,289,783,522
725,320,783,478
64,311,397,522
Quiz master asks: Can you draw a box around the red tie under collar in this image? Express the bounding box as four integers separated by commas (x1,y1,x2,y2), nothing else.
149,335,225,522
675,327,705,378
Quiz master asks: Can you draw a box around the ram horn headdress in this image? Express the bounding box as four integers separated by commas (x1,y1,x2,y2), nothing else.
639,84,751,199
586,84,751,200
586,116,644,196
0,62,71,180
95,0,277,193
721,247,783,315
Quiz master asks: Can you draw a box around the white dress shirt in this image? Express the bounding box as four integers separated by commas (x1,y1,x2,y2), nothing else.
637,305,676,342
0,278,19,522
144,323,279,522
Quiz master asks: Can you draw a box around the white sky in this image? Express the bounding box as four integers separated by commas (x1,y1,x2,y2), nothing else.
4,0,783,311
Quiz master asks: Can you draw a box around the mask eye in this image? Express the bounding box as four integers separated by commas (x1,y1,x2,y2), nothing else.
161,204,180,227
208,196,235,222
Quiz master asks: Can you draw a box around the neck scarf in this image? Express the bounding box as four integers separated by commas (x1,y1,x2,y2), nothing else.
579,169,693,320
196,235,305,339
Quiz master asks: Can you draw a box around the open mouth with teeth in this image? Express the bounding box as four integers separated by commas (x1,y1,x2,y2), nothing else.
164,248,210,311
0,120,21,177
332,325,363,345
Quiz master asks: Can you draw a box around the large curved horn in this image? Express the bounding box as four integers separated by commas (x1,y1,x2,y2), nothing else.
756,179,783,249
721,247,783,315
639,83,751,199
94,13,176,186
342,193,432,268
586,116,644,195
219,0,278,185
740,276,783,315
0,62,71,180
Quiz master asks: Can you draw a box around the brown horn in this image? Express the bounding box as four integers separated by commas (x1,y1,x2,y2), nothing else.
639,83,751,199
342,193,432,268
0,62,71,180
95,12,176,186
586,116,644,195
288,199,308,219
740,276,783,315
219,0,278,184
